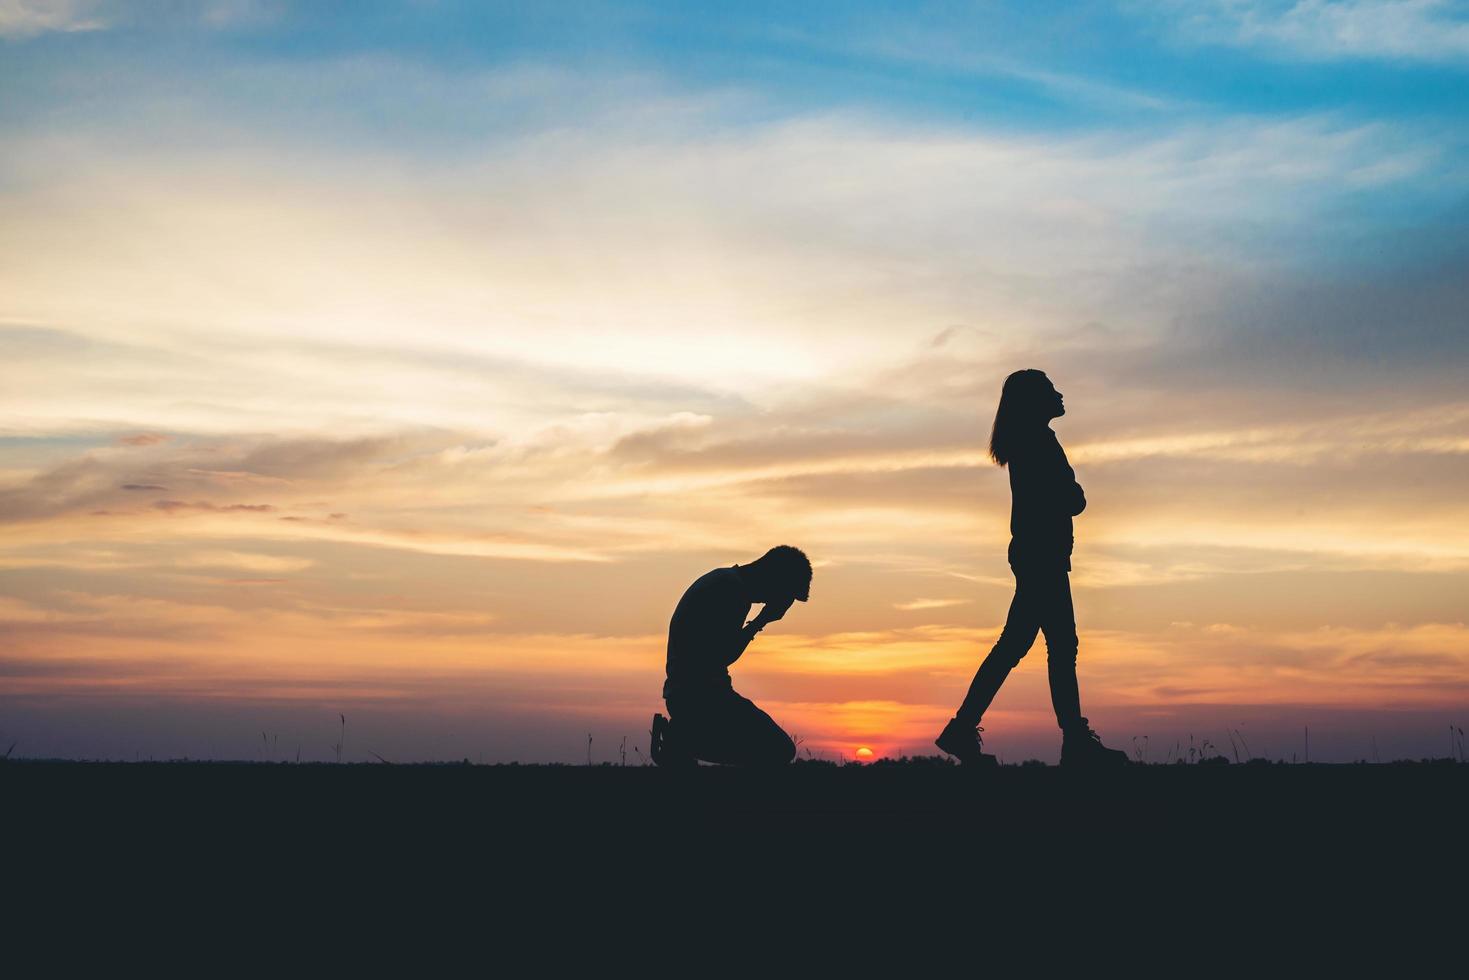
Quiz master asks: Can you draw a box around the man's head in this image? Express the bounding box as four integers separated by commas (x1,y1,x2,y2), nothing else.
745,545,812,603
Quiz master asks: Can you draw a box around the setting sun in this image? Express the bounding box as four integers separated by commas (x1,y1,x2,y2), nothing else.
855,747,875,761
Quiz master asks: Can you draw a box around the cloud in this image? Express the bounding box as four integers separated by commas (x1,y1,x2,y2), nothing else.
0,86,1450,414
179,550,314,573
0,0,106,38
0,0,283,39
6,304,1465,584
893,598,972,611
1147,0,1469,63
116,433,169,447
0,423,631,562
763,18,1187,113
0,456,119,521
153,500,276,514
0,428,431,523
236,436,414,480
196,0,283,30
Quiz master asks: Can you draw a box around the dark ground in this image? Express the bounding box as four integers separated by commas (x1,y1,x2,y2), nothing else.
6,759,1464,959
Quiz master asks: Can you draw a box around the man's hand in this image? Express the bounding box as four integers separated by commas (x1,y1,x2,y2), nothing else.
751,596,795,629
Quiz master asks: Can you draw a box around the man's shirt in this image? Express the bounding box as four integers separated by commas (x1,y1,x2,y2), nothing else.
664,565,752,698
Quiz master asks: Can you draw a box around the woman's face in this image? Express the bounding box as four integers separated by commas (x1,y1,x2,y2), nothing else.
1030,375,1064,420
1047,382,1065,419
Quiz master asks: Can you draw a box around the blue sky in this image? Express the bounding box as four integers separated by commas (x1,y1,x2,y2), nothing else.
1,1,1467,762
5,2,1466,262
7,3,1469,116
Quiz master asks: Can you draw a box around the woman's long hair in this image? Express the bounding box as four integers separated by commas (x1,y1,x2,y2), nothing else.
988,369,1051,466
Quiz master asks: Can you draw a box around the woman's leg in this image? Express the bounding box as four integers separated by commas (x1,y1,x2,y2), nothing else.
1034,567,1083,731
954,579,1041,727
1041,572,1128,764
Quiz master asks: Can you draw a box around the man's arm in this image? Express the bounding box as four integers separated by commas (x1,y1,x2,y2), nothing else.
724,620,764,667
723,597,795,667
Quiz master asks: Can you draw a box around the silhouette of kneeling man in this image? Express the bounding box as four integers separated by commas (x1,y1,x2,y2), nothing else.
650,546,810,767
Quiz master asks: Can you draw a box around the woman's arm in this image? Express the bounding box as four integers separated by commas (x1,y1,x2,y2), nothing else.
1051,434,1086,515
1011,435,1085,518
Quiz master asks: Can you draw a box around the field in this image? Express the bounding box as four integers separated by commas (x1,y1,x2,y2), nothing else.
7,758,1464,951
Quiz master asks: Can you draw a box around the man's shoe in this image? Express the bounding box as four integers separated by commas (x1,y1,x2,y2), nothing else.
935,718,999,767
1060,720,1130,768
650,713,695,768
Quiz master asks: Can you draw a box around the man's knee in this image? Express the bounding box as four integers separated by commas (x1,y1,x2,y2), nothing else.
754,730,796,767
743,718,795,767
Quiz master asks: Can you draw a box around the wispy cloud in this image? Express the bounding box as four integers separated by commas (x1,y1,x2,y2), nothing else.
0,87,1448,409
1148,0,1469,63
0,0,282,39
893,598,971,611
764,21,1187,112
0,0,106,39
178,550,314,573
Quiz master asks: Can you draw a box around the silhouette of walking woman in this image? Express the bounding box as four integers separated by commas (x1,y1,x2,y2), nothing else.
936,370,1128,768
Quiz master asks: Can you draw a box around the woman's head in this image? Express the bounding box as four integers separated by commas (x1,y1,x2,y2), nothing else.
989,369,1064,466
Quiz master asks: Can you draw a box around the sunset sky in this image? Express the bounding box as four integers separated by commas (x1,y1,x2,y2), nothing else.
3,1,1467,763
